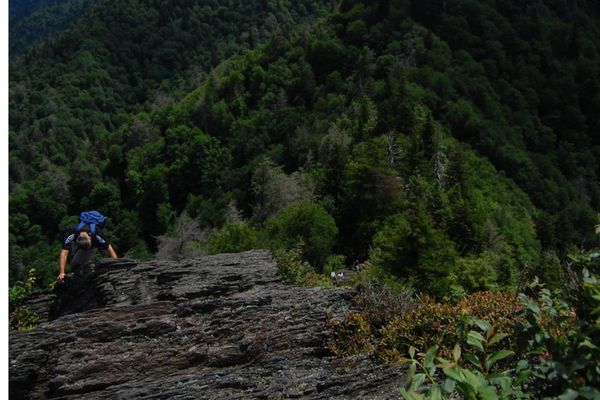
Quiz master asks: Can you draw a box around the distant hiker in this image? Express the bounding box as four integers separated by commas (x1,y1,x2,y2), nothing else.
57,211,117,283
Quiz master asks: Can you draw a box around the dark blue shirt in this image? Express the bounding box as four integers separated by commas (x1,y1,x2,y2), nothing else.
62,230,110,251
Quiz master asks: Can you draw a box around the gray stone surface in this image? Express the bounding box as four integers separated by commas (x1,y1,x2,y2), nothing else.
10,250,404,399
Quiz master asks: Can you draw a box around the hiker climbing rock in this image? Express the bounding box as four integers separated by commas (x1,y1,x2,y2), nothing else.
57,210,117,283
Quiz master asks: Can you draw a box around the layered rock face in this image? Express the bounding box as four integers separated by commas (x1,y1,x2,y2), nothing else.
10,250,403,399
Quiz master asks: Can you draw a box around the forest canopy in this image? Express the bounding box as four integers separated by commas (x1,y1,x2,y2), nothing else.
9,0,600,298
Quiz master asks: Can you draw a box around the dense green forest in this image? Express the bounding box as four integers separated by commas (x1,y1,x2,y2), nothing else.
9,0,335,284
10,0,56,22
10,0,97,56
10,0,598,290
9,0,600,396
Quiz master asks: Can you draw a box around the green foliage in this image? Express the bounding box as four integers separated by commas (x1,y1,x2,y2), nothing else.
399,258,600,399
325,311,375,357
9,268,40,331
327,248,600,399
273,247,313,286
10,306,40,332
370,208,457,298
399,321,530,400
10,0,95,56
9,0,597,305
266,201,338,269
455,253,500,292
379,301,457,363
322,254,346,276
205,222,260,255
9,268,37,305
514,258,600,399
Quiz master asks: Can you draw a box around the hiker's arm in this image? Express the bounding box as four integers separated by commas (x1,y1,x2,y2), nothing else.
58,249,69,283
107,244,118,259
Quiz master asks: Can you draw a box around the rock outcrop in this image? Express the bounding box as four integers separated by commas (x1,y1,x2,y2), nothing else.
10,250,404,399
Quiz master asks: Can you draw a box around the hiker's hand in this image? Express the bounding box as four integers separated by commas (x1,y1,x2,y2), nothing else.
57,272,65,283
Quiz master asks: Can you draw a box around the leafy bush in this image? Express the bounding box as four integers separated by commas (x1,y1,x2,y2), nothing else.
322,254,346,276
455,252,500,292
9,268,37,305
369,209,457,298
9,268,39,331
379,291,517,362
325,311,375,357
396,263,600,400
10,306,39,331
398,318,530,400
273,247,313,285
514,269,600,399
379,299,459,363
274,245,335,288
205,222,260,254
266,201,338,269
457,291,517,339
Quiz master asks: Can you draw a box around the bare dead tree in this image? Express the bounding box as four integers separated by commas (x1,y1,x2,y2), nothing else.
155,212,209,261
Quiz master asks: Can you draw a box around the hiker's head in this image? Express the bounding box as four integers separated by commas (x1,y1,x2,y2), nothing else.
77,230,92,249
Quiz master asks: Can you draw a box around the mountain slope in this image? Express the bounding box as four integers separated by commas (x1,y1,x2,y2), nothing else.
10,0,53,22
9,0,598,294
101,8,541,295
9,0,96,55
9,0,334,284
10,0,334,181
397,0,600,248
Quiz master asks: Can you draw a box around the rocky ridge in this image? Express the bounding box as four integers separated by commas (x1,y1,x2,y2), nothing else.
9,250,404,399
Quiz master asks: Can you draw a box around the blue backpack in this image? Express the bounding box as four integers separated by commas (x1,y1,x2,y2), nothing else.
75,210,107,234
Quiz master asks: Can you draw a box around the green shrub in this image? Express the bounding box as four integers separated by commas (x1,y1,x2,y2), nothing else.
325,311,375,357
273,247,313,285
369,209,457,298
328,290,518,364
9,268,37,304
379,299,459,363
455,252,500,292
205,222,260,254
9,268,39,331
10,306,39,331
398,318,530,400
514,267,600,399
398,264,600,400
323,254,346,276
457,291,517,339
266,201,338,269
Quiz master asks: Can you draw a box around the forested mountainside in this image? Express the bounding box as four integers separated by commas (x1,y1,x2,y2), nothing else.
9,1,600,397
9,0,599,294
9,0,97,56
10,0,54,22
9,0,335,284
405,0,600,250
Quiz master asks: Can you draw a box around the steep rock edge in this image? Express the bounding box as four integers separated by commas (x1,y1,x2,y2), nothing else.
10,250,404,399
